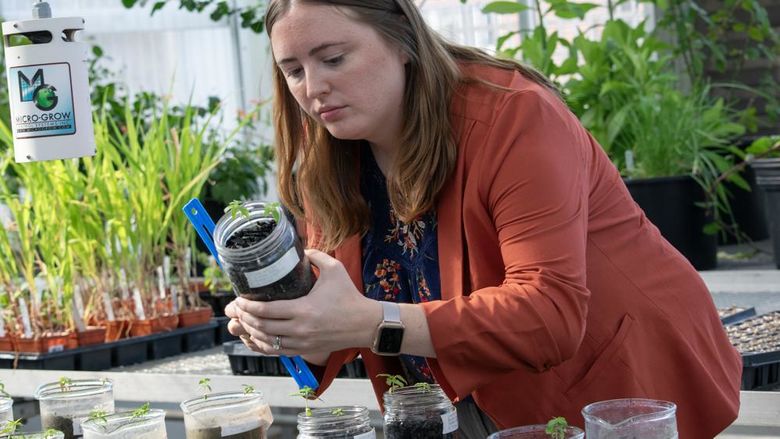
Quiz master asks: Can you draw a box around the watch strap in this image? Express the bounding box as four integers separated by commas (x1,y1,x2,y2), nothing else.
381,301,401,324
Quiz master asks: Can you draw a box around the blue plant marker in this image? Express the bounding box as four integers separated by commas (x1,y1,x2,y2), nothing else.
182,198,319,390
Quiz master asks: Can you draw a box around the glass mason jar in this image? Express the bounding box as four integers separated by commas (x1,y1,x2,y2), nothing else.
180,391,273,439
81,409,167,439
487,425,584,439
213,201,314,301
8,430,65,439
383,385,458,439
35,379,115,439
297,406,375,439
0,396,13,428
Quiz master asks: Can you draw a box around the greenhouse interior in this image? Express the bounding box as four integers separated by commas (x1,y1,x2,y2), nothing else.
0,0,778,438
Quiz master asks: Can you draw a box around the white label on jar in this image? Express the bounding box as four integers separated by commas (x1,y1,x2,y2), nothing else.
221,419,261,437
73,417,85,436
442,410,458,434
245,247,300,288
354,430,376,439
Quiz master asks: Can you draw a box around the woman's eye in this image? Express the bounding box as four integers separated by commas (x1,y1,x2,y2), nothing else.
286,67,303,79
324,55,343,66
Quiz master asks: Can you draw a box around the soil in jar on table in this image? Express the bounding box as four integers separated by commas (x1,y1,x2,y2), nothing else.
41,414,77,438
385,418,457,439
185,426,265,439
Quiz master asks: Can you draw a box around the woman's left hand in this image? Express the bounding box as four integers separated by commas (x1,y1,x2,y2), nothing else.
231,249,382,356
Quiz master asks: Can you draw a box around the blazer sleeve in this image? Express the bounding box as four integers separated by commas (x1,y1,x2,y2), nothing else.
421,89,593,399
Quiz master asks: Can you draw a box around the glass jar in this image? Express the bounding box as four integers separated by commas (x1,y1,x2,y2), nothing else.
213,201,314,301
81,409,167,439
488,425,584,439
35,379,115,439
383,385,458,439
297,406,375,439
0,396,13,428
8,430,65,439
180,391,273,439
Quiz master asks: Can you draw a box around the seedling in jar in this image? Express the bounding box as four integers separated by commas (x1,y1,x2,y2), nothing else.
0,418,22,435
199,378,212,400
225,201,250,220
330,408,345,416
0,380,9,397
58,377,72,392
290,386,320,416
132,402,151,418
87,408,109,425
546,417,568,439
377,374,407,394
242,384,255,395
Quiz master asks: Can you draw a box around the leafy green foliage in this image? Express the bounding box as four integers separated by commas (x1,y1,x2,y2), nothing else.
121,0,267,33
199,377,212,399
330,407,345,416
545,417,568,439
746,136,780,158
242,384,255,394
0,380,9,398
263,202,281,223
0,418,22,435
225,201,250,220
58,377,73,392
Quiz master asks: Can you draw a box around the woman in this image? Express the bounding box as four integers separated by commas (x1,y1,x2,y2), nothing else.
226,0,742,437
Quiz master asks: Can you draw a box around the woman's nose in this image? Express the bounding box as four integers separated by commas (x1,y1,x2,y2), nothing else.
305,69,330,99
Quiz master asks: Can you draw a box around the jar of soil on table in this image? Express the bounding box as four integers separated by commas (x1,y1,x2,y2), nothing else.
180,391,273,439
34,379,115,439
297,406,375,439
383,385,458,439
213,202,313,301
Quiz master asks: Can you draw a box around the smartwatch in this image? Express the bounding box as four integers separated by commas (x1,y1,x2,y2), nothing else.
371,301,405,356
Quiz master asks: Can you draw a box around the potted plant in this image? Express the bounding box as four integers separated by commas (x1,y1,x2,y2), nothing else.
746,136,780,267
488,417,584,439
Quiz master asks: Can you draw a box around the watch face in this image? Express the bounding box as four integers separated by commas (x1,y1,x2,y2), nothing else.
377,326,404,354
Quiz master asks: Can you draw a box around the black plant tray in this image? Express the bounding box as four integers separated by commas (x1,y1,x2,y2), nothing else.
741,350,780,390
0,321,221,371
223,341,368,378
720,306,757,325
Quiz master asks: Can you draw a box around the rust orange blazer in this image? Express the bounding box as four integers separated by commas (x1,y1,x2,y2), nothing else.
309,64,742,438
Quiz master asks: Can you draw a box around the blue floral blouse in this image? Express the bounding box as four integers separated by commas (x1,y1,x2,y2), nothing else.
361,149,440,384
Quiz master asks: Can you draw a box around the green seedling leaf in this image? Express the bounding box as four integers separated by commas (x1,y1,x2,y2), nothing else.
0,418,22,435
545,417,568,439
263,201,281,223
242,384,255,394
59,376,73,392
199,377,212,399
0,380,9,398
413,382,432,392
132,402,151,418
290,386,320,417
88,408,109,425
377,374,407,393
331,407,345,416
44,428,62,439
225,200,250,220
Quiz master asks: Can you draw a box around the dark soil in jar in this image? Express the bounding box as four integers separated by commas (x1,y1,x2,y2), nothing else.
385,418,457,439
185,425,265,439
226,221,276,249
300,426,373,438
41,414,77,438
227,241,314,302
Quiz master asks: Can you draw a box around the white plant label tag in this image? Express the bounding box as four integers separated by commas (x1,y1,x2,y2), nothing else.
221,419,261,437
133,288,146,320
157,266,166,299
245,247,299,288
441,410,458,434
119,269,130,300
18,298,32,338
73,286,86,318
0,307,6,337
163,256,171,286
102,292,115,322
171,285,179,313
185,247,192,277
71,295,86,332
354,431,376,439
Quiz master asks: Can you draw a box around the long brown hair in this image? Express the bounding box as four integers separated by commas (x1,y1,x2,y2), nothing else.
266,0,557,251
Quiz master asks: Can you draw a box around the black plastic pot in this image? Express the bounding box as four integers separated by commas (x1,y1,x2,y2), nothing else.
720,165,769,244
148,332,183,360
76,342,113,371
751,158,780,268
741,350,780,390
0,350,77,370
112,337,149,367
625,175,718,270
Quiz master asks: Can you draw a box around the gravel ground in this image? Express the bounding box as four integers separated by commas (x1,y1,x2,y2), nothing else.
111,346,234,375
